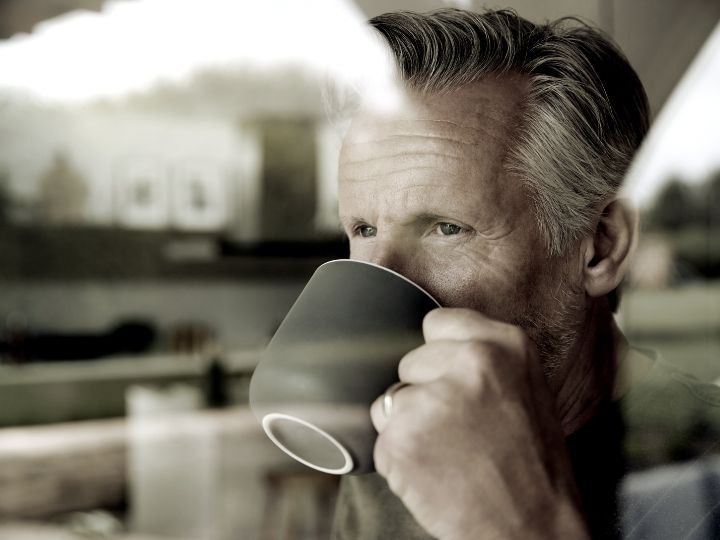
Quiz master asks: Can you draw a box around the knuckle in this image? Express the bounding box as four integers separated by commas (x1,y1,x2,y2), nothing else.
424,378,460,416
504,323,525,341
375,428,413,472
453,340,502,389
376,421,400,454
381,421,412,458
464,308,489,324
397,348,418,380
448,307,485,327
501,325,535,363
507,324,531,348
422,307,444,331
457,340,497,366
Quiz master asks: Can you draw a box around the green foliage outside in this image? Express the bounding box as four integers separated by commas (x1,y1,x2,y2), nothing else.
0,167,11,224
643,170,720,278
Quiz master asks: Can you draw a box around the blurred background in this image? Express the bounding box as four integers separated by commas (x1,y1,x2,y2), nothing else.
0,0,718,538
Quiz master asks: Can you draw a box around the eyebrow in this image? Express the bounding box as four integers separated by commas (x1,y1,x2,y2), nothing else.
409,212,457,225
340,212,465,228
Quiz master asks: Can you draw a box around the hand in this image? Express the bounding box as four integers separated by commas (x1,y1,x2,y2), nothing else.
370,308,590,540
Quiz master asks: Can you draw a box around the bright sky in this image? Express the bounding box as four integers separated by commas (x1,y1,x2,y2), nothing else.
0,0,399,106
622,21,720,208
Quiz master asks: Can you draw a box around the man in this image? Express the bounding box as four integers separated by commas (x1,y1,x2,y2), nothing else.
329,8,651,539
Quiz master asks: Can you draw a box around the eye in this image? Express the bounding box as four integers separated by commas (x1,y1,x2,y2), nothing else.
436,222,464,236
356,225,377,238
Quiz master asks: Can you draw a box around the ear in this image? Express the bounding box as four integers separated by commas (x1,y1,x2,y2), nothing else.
581,198,638,297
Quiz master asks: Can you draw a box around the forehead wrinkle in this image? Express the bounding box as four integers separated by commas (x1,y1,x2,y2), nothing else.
349,134,478,147
342,123,512,187
340,150,465,180
340,130,506,185
341,151,465,168
349,181,488,218
341,138,470,160
340,165,462,184
345,118,509,148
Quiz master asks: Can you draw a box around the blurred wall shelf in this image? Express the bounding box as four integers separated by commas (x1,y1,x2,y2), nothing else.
0,350,261,427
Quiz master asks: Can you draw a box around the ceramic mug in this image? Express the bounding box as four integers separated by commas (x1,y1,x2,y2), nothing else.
249,259,439,474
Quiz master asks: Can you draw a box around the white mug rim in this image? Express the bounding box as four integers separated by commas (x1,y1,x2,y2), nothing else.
262,412,355,475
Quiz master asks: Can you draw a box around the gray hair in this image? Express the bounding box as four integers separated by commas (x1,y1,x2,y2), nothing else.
367,9,650,256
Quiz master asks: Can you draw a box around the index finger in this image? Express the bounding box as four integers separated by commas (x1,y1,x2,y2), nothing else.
423,307,523,344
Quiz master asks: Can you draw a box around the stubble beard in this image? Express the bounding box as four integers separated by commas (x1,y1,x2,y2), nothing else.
513,271,587,385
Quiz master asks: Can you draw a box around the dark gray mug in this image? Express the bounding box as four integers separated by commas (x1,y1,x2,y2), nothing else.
249,259,439,474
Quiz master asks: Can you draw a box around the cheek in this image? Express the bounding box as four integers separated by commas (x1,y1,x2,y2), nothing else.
412,260,507,319
347,239,369,261
417,250,555,323
420,264,482,309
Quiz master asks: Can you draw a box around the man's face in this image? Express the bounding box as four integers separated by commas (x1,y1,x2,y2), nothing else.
338,78,585,378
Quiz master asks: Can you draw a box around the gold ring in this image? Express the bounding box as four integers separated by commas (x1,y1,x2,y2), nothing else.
382,382,409,418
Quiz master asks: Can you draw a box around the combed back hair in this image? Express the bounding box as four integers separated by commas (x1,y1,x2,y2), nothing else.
368,9,650,256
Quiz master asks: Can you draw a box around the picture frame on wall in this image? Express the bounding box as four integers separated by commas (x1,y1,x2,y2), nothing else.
171,161,227,231
114,157,169,229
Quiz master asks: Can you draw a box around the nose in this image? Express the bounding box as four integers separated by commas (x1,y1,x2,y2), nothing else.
351,239,415,282
350,236,442,303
